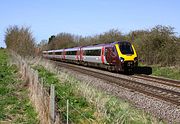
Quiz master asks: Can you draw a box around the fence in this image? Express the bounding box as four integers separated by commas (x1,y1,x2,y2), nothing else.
10,52,61,124
10,52,98,124
56,93,95,124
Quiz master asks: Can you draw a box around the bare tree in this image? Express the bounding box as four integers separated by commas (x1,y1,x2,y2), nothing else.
5,25,36,56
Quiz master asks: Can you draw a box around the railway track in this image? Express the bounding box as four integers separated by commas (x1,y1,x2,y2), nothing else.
55,61,180,106
132,74,180,88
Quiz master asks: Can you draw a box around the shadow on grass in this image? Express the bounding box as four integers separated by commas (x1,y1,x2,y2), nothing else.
134,66,152,75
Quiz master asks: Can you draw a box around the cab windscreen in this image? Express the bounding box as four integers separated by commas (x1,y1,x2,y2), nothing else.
119,42,134,54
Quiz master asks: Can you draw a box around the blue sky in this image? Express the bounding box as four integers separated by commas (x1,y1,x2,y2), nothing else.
0,0,180,47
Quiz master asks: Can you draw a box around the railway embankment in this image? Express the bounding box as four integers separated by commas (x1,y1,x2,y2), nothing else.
0,49,38,123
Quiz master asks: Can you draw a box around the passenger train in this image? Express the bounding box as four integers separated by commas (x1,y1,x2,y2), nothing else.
43,41,138,73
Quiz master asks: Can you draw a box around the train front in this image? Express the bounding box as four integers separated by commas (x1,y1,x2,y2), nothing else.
115,41,138,73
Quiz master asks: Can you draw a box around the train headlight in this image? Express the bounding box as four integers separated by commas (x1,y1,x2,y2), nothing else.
120,57,124,62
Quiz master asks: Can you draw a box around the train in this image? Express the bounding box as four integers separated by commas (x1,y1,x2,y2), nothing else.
43,41,138,73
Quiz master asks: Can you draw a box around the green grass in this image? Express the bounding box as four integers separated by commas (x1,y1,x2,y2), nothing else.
138,62,180,80
0,49,38,123
152,66,180,80
33,65,96,123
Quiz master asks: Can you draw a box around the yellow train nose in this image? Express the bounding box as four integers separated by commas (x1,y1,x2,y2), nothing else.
115,44,137,62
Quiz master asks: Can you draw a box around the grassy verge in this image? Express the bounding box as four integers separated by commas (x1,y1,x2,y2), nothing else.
33,65,96,123
152,66,180,80
0,49,38,123
139,62,180,80
32,63,165,124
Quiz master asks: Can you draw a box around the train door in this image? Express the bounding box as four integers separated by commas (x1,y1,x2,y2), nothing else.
105,46,118,64
80,47,83,63
62,49,66,60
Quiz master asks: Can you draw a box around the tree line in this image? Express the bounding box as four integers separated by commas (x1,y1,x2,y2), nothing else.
4,25,180,66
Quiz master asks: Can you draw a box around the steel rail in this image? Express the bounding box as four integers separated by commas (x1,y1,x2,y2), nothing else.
54,61,180,106
133,74,180,88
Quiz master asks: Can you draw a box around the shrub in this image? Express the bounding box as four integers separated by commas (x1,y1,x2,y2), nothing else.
5,25,36,57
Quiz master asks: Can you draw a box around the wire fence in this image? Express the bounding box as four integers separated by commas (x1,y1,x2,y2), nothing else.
9,51,98,124
56,93,96,124
10,51,61,124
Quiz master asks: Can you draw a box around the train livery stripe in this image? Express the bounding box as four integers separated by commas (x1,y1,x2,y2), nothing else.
101,47,105,64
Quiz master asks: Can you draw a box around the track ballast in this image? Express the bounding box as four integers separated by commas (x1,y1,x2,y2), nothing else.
54,61,180,106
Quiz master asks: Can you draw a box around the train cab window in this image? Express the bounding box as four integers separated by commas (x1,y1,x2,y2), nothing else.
119,42,134,54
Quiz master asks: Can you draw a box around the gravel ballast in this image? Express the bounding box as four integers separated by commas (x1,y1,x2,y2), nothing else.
57,64,180,123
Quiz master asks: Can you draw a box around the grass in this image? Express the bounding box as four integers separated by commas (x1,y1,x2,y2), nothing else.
139,62,180,80
0,49,38,123
33,65,96,123
152,66,180,80
31,60,166,124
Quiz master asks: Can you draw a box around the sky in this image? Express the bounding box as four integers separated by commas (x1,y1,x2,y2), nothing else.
0,0,180,48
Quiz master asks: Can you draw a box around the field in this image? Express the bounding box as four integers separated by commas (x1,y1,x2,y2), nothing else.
0,49,38,123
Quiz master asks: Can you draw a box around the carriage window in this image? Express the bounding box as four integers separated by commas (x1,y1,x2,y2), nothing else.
66,51,77,55
71,51,77,55
66,51,70,55
55,52,62,55
49,52,53,55
84,49,101,56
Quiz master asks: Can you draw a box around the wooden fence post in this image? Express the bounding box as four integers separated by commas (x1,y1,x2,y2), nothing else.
50,84,55,123
67,99,69,124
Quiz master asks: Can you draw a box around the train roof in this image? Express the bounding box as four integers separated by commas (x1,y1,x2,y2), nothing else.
42,51,48,53
43,41,131,52
64,47,80,51
53,49,64,52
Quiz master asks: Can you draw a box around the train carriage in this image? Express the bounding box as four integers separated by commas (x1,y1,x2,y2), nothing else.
81,45,104,63
43,41,138,73
64,47,81,62
53,49,64,60
46,50,55,59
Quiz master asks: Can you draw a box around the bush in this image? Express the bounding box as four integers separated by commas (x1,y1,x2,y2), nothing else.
5,25,36,57
133,25,179,66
